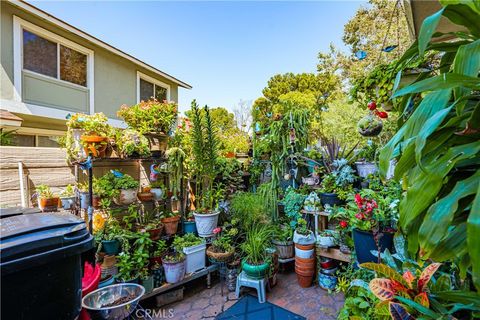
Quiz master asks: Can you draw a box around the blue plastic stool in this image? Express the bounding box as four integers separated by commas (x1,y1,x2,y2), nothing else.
235,271,267,303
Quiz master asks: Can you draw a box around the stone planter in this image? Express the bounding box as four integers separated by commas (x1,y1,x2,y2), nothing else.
193,211,220,237
113,188,138,205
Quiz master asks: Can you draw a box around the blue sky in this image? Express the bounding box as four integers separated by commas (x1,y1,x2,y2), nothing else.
31,1,366,113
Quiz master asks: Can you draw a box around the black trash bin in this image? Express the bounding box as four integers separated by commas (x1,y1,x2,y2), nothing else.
1,213,94,320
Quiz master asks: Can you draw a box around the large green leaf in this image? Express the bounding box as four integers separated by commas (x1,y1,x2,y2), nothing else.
417,7,445,56
443,4,480,37
414,105,454,167
392,73,480,98
399,141,480,231
467,183,480,290
428,223,468,261
433,290,480,308
418,171,480,256
453,40,480,107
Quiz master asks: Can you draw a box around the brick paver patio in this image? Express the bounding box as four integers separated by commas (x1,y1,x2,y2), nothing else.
145,271,344,320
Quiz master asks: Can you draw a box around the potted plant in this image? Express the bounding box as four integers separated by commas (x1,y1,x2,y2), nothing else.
112,173,139,205
173,233,206,273
317,230,336,248
318,159,356,206
355,140,378,178
149,240,167,267
117,99,177,157
162,252,186,284
345,189,398,263
94,219,124,255
115,252,139,283
207,226,236,262
77,182,90,209
189,101,222,237
35,184,59,211
77,113,111,158
272,223,294,259
139,268,154,294
293,218,315,288
240,225,272,279
138,185,154,202
161,211,180,236
59,184,75,210
183,212,197,234
357,114,383,137
150,180,165,201
115,129,151,159
303,191,321,212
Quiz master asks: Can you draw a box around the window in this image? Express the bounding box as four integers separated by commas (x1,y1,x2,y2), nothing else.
22,29,88,87
137,72,170,102
11,133,61,148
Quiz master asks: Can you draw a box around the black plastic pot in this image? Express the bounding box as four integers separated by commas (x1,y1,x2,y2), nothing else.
352,229,394,263
320,192,343,207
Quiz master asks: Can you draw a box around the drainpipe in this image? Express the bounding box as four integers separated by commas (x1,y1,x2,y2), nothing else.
18,161,27,207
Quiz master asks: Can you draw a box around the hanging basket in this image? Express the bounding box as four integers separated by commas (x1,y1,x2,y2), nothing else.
357,115,383,137
206,246,234,262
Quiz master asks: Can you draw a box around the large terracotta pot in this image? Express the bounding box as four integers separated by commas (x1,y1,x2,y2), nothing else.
162,216,180,235
295,256,315,288
38,197,60,212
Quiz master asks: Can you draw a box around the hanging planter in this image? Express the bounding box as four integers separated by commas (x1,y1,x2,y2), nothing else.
357,114,383,137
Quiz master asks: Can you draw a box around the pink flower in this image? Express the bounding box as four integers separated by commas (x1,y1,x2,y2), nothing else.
355,213,364,220
213,227,222,234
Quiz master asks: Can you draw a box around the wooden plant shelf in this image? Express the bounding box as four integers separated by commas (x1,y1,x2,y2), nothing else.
316,247,351,263
141,264,218,301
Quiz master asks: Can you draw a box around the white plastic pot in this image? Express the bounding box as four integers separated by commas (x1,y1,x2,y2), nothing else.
150,188,164,201
193,211,220,237
60,196,75,210
317,236,336,248
355,162,378,178
293,230,316,245
183,242,206,273
114,188,138,205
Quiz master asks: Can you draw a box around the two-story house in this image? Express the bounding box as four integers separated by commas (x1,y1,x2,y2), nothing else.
0,0,191,147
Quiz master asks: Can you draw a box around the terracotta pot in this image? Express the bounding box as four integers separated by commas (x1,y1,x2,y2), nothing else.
38,197,60,212
295,256,315,288
295,243,315,251
225,151,235,158
102,255,117,268
138,192,153,202
147,225,164,240
81,135,108,157
162,216,180,235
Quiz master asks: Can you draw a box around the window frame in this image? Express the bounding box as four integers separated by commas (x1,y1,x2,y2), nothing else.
136,71,171,103
13,16,95,112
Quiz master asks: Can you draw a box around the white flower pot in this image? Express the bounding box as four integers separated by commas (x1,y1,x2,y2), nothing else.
317,236,336,248
355,162,378,178
150,188,164,201
295,247,314,259
113,188,138,205
183,242,206,273
193,211,220,237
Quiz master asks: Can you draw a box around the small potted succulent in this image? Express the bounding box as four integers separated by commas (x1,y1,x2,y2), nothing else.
207,226,237,262
355,140,378,178
116,129,151,159
161,211,180,236
117,99,178,157
59,184,75,210
316,230,336,248
240,225,272,279
173,233,206,273
272,223,294,259
303,191,321,212
162,252,186,284
149,240,167,267
35,184,59,211
112,173,139,205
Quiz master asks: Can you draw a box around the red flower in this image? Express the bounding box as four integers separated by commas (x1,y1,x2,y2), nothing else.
213,227,222,234
367,101,377,110
378,111,388,119
339,220,348,228
355,213,364,220
354,194,363,207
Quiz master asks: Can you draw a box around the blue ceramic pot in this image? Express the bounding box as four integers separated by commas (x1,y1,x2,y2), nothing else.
98,275,115,288
353,229,394,264
318,273,337,290
183,221,197,234
102,240,120,255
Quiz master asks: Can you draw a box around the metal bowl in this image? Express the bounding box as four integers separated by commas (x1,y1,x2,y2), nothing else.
82,283,145,320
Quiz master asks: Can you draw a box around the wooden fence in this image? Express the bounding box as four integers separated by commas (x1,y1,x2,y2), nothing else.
0,146,150,207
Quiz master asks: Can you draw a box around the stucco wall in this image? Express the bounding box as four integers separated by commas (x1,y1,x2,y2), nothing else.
1,1,179,122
